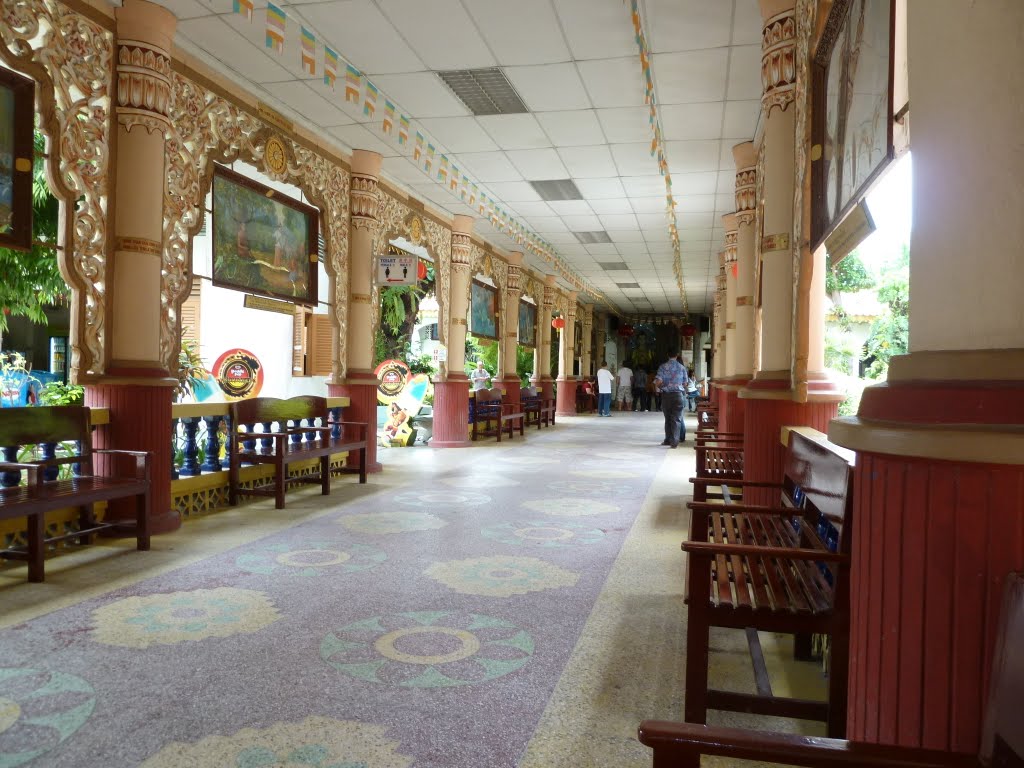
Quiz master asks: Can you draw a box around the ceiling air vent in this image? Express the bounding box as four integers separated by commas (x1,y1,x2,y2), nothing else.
436,68,529,116
529,179,583,201
616,282,641,289
573,231,613,245
598,261,629,271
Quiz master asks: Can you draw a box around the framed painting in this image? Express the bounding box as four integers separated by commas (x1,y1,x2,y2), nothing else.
211,164,319,306
812,0,895,248
0,67,35,253
518,299,537,347
470,280,498,341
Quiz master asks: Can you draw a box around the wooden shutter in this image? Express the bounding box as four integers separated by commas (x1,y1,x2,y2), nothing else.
307,313,334,376
180,278,202,345
292,306,310,376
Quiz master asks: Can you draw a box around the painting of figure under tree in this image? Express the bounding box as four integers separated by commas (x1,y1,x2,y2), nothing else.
211,164,318,305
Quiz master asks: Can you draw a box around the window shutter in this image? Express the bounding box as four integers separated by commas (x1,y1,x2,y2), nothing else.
292,306,310,376
307,313,334,376
180,278,202,345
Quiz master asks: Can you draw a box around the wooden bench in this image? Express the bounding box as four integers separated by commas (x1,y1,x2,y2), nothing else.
683,429,855,739
228,396,367,510
0,406,151,582
576,381,596,414
471,388,525,442
521,386,555,429
639,571,1024,768
691,430,745,503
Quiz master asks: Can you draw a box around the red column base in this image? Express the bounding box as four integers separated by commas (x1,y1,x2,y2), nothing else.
86,382,180,535
330,376,382,473
741,395,840,505
431,378,471,448
535,376,555,402
499,376,521,407
556,378,577,416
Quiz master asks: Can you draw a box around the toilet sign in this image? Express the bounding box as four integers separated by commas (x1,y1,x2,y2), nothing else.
431,346,447,364
376,254,417,285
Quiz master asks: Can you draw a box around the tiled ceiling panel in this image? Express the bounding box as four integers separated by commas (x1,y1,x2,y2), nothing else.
646,0,735,53
466,0,572,66
577,59,648,109
556,0,640,60
535,110,607,147
376,0,496,70
365,73,471,118
503,64,593,112
295,1,424,75
477,114,552,150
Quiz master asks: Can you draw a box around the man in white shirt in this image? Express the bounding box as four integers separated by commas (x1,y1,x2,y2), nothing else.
615,362,633,411
596,362,614,416
470,360,491,391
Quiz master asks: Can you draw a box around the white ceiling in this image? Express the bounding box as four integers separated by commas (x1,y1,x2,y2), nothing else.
157,0,764,315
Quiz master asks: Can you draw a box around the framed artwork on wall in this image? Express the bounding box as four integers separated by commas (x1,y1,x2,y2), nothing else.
470,280,498,341
518,299,537,347
211,164,319,306
812,0,895,248
0,67,35,253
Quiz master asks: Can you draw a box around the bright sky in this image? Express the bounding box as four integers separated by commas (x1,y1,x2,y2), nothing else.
855,152,913,276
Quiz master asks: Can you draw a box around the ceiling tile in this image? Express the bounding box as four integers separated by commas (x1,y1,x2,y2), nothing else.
524,216,570,233
652,49,730,103
418,117,499,153
156,0,212,19
557,145,618,178
381,156,429,186
629,197,667,214
547,200,594,216
659,102,725,141
574,178,627,199
636,213,669,230
599,213,639,230
726,45,763,100
506,148,569,180
677,194,718,213
261,81,354,128
296,1,425,75
577,59,647,109
329,123,403,157
672,171,720,196
543,232,581,244
678,211,716,228
621,176,669,196
610,143,660,177
589,197,634,214
585,243,621,256
477,114,552,150
609,229,646,243
595,107,652,144
377,0,496,70
561,214,603,231
455,152,522,183
722,99,761,140
179,17,293,84
733,0,764,46
481,181,543,202
535,110,607,147
509,201,556,217
504,64,592,112
556,0,638,60
665,140,722,173
646,0,734,53
716,169,737,192
366,73,470,118
465,0,571,65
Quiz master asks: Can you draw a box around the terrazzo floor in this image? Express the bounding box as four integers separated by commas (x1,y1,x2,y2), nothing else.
0,411,825,767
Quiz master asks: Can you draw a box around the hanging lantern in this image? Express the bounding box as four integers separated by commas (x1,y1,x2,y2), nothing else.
417,260,428,281
618,323,634,337
681,323,697,338
552,317,566,330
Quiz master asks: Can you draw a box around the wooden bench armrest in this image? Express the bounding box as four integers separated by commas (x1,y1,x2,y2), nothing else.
0,462,44,487
94,449,152,481
689,478,783,489
334,422,368,440
637,722,978,768
688,501,798,515
682,540,848,563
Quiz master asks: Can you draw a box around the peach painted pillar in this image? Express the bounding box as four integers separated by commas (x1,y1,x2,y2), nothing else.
499,251,523,406
830,0,1024,753
86,0,179,534
556,292,578,416
712,256,727,409
431,215,474,447
532,274,556,400
739,0,840,504
733,141,758,382
720,215,744,432
331,150,383,472
580,305,593,379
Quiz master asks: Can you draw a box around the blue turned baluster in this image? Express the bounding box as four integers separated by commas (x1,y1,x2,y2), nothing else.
200,416,222,472
73,438,84,477
260,422,274,453
290,419,303,446
241,421,256,460
170,417,180,480
1,445,21,487
329,407,342,440
179,417,201,476
305,417,318,443
40,442,59,482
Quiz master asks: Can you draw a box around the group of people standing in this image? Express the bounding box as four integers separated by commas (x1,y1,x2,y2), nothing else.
593,354,701,449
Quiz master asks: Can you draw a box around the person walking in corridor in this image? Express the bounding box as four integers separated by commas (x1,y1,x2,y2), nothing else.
653,352,689,448
596,361,614,416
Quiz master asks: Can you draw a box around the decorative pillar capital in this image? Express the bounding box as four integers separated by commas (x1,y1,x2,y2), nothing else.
566,291,578,322
542,274,557,308
759,0,797,115
505,250,523,292
451,217,474,275
733,141,758,226
115,0,176,134
350,150,382,231
722,213,738,265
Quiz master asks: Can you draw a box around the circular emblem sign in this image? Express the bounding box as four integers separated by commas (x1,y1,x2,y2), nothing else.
374,359,410,405
264,135,288,176
213,348,264,400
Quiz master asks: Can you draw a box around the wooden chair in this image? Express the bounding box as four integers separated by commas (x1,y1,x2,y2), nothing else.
683,430,856,739
639,571,1024,768
471,388,523,442
522,387,555,429
576,381,597,414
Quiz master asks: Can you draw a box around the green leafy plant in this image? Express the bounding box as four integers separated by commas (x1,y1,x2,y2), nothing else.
0,351,39,407
864,245,909,380
38,381,84,406
175,331,210,402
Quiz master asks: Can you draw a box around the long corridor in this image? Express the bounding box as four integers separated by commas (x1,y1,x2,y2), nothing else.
0,412,823,767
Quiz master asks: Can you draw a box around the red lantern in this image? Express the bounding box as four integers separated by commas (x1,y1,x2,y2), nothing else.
417,260,428,280
551,317,566,330
681,323,697,337
618,324,634,337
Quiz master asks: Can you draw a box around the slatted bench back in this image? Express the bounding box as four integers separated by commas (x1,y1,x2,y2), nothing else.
521,387,539,399
0,406,91,447
230,396,327,432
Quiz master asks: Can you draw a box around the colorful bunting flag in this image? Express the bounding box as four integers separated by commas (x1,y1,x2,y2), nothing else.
265,3,286,54
382,100,395,134
232,0,253,22
363,81,378,117
345,65,361,103
300,27,316,75
414,132,424,161
470,183,477,206
425,143,435,173
398,116,410,145
438,154,449,183
323,46,338,88
450,165,459,191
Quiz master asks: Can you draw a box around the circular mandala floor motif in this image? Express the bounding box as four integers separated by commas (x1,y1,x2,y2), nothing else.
140,716,412,767
0,668,95,767
321,611,533,687
520,497,620,518
338,511,447,534
235,541,386,577
442,475,519,489
91,587,281,649
424,555,578,597
569,468,639,479
391,490,491,508
547,479,636,497
481,520,605,548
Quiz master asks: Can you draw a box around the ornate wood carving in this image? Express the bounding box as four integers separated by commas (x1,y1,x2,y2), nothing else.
762,8,798,116
163,71,350,380
0,0,114,381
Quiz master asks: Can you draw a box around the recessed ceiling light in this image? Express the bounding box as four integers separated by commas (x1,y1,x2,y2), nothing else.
436,68,529,116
